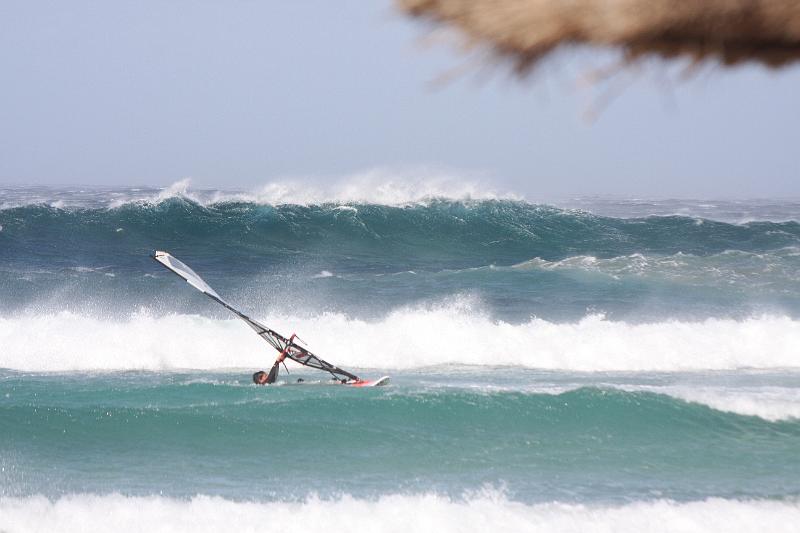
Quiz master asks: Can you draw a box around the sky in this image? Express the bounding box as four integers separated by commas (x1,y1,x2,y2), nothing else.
1,0,798,198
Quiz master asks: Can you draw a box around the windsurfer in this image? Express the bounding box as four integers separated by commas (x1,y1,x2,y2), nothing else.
252,353,286,385
151,251,367,386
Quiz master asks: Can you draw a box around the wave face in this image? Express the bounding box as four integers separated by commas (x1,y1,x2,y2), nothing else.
3,197,798,271
3,185,800,525
2,188,800,322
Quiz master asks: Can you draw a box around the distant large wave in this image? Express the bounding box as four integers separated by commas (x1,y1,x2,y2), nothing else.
3,196,798,274
3,181,800,224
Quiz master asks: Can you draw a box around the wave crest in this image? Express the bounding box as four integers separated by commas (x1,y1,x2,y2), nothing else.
1,307,798,372
2,172,521,210
1,492,798,533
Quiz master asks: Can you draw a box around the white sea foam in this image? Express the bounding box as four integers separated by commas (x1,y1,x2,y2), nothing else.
104,171,521,208
0,493,798,533
513,249,800,285
236,170,520,206
1,172,519,211
648,386,800,422
1,306,799,373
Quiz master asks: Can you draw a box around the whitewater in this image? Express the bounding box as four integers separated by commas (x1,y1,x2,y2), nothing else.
1,184,799,532
2,493,800,533
2,309,799,372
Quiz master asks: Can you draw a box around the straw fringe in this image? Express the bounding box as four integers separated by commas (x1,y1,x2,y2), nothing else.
399,0,800,71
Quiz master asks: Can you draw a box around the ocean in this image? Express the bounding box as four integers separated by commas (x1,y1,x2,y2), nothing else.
1,184,799,532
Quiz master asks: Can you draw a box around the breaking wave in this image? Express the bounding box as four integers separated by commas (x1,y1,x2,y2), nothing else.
650,385,800,421
3,193,799,278
513,248,800,286
1,307,798,372
0,173,519,210
0,492,798,533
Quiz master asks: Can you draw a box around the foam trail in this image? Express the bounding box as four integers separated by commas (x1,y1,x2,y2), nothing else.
1,308,799,372
0,493,798,533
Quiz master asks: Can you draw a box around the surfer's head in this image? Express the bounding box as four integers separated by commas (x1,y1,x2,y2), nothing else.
252,371,269,385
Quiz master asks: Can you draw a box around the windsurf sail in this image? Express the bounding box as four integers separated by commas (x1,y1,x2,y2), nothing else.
151,250,360,382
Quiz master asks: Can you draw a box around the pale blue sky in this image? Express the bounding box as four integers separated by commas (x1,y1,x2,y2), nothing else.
1,0,798,198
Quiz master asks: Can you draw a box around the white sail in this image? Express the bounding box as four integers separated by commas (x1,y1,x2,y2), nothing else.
152,250,222,300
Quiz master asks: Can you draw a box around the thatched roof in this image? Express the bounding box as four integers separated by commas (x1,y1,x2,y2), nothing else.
398,0,800,72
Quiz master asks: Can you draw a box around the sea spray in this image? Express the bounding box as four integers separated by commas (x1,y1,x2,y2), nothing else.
2,493,800,533
1,310,798,372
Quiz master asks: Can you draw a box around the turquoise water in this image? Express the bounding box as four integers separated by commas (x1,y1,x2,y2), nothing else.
3,369,800,504
1,187,800,531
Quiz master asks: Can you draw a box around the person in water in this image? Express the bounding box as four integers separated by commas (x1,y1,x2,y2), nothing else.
252,366,277,385
253,351,286,385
